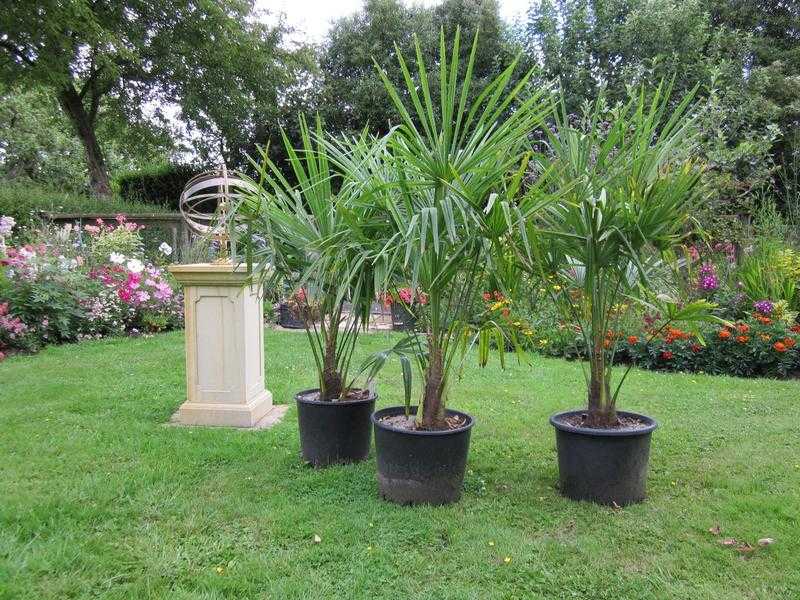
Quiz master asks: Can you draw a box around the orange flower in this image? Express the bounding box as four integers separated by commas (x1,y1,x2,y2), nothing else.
718,330,731,340
784,337,796,348
603,339,611,349
736,335,750,344
690,343,702,353
774,341,787,352
736,323,750,334
791,325,800,334
501,307,510,318
627,335,639,344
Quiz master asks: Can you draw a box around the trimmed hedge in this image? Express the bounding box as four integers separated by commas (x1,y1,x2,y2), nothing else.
115,163,200,209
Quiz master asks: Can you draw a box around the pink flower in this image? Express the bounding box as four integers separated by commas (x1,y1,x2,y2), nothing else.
115,214,126,224
136,291,150,303
118,288,133,303
153,281,173,300
126,273,141,289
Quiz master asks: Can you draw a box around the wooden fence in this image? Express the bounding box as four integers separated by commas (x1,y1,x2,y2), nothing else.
40,212,192,256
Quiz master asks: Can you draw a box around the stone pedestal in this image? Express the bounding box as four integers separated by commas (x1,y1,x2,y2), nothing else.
168,263,275,427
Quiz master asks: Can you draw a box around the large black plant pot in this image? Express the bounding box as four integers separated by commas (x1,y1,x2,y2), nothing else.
550,410,658,506
295,389,377,467
278,303,306,329
390,303,417,331
372,406,474,505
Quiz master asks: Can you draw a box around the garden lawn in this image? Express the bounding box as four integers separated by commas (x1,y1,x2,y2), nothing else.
1,330,799,599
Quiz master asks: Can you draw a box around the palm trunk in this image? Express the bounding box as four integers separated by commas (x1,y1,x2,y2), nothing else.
320,334,342,400
420,337,446,429
58,85,112,198
586,335,617,428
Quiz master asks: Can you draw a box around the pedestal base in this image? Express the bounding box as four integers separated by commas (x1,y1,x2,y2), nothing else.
176,390,274,427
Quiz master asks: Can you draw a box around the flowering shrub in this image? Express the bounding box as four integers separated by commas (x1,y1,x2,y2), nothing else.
624,316,800,378
381,287,429,307
0,215,182,360
83,215,144,265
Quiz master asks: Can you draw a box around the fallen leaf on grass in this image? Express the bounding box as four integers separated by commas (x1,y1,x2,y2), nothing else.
758,538,775,546
313,534,322,543
708,524,721,536
735,542,755,555
720,538,737,546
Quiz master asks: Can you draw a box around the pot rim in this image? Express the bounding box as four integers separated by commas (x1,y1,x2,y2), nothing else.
549,409,658,437
372,405,474,436
295,388,378,406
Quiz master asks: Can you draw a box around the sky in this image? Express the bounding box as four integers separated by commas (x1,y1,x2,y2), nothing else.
257,0,531,43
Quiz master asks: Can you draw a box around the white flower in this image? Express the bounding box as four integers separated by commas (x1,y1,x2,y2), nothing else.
0,215,15,236
110,252,126,264
158,242,173,256
126,258,145,274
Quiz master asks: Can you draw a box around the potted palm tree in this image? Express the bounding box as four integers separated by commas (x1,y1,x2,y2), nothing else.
517,86,719,505
348,30,552,504
236,117,385,467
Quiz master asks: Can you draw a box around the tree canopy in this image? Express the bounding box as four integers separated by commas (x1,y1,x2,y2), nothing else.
0,0,306,196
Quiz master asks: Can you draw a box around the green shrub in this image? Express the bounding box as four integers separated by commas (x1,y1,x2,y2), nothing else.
115,163,199,209
738,240,800,311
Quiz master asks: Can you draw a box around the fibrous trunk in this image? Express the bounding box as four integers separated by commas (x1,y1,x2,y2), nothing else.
420,338,445,429
585,336,617,428
319,334,343,400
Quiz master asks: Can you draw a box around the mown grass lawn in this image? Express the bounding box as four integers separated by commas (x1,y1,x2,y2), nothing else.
1,329,799,599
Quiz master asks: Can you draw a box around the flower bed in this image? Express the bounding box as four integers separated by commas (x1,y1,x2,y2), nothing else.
0,215,182,360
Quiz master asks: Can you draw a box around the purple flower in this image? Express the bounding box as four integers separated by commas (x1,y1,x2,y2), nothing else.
697,263,718,292
754,300,774,316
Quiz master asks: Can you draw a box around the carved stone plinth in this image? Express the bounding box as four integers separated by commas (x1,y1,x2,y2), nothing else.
168,263,275,427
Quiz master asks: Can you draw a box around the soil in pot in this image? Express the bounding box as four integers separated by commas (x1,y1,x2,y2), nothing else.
372,406,474,505
296,388,376,467
550,410,658,506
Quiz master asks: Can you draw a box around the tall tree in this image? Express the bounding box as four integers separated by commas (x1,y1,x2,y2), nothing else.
319,0,516,136
0,0,301,196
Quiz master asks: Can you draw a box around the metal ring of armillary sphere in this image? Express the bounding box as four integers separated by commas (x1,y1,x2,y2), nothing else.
179,165,256,261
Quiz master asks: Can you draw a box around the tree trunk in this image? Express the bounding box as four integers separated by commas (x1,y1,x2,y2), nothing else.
585,336,617,428
319,335,343,400
420,338,446,429
58,86,112,198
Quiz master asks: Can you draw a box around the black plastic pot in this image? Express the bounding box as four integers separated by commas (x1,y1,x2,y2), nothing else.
372,406,474,505
295,389,377,467
278,303,306,329
550,410,658,506
390,303,417,331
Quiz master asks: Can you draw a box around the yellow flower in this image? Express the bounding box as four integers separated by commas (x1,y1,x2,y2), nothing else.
490,301,503,311
552,285,562,291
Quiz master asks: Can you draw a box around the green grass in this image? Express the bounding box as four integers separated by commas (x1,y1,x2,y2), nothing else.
1,330,799,599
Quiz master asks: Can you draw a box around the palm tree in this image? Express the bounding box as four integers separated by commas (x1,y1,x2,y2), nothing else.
236,117,387,400
517,85,718,428
353,29,553,429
